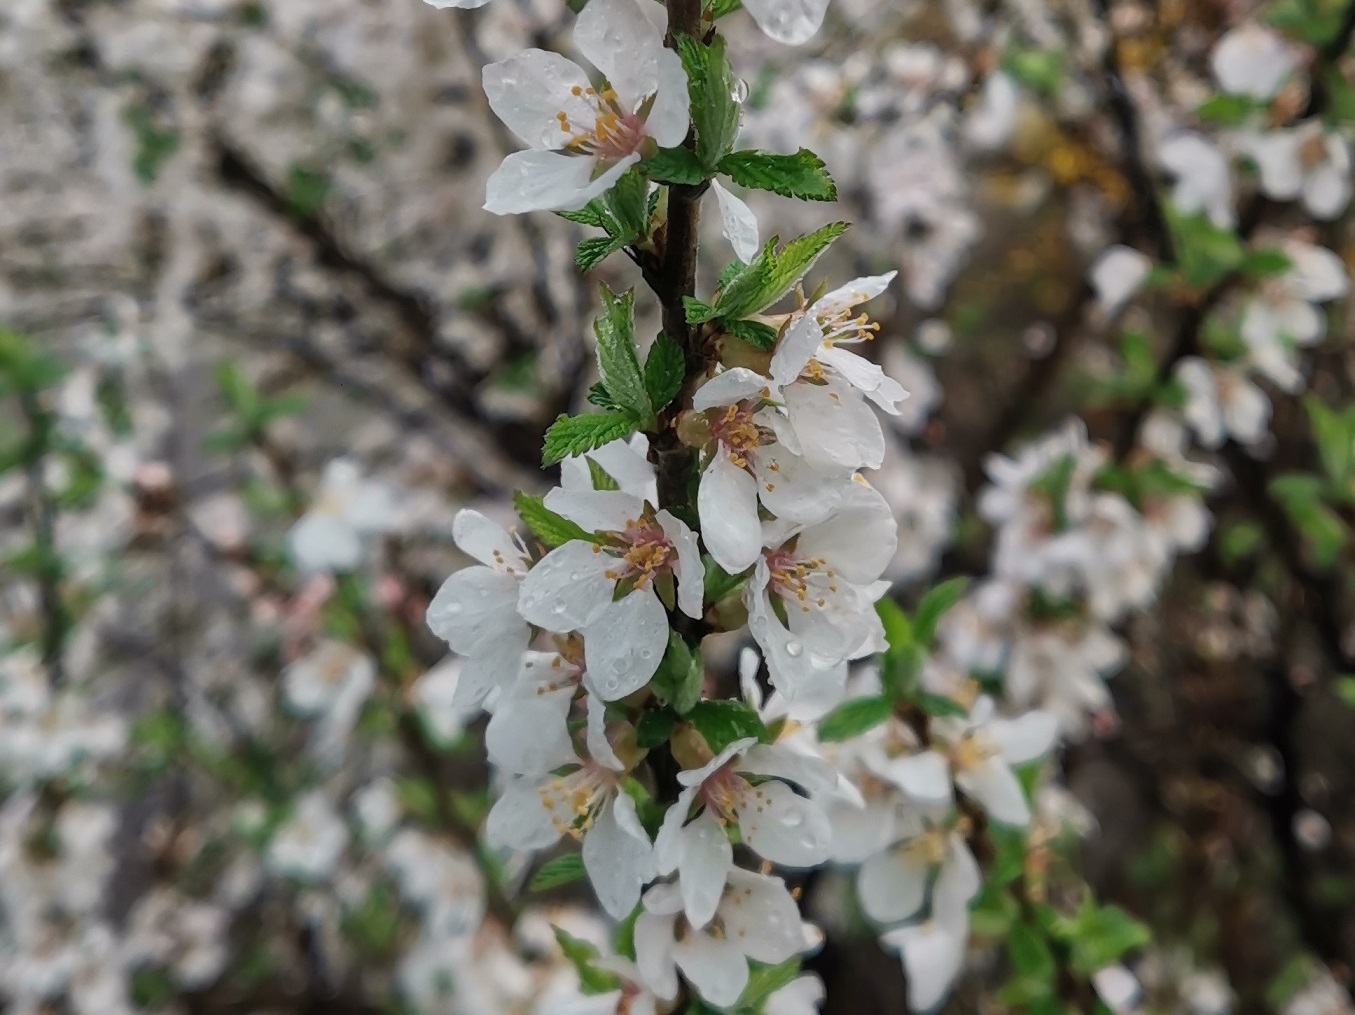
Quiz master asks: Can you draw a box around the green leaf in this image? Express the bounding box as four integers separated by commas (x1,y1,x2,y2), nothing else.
557,201,610,228
683,296,721,324
703,555,748,602
613,904,641,960
719,148,838,201
708,0,743,16
644,146,708,185
675,34,740,170
748,221,851,314
587,382,624,411
635,708,678,749
603,169,651,242
531,853,587,891
685,699,768,753
913,577,969,646
1166,206,1244,289
817,695,893,742
917,693,970,718
736,959,802,1010
723,317,780,351
513,491,596,548
1240,247,1293,278
651,632,704,715
644,334,686,412
1268,0,1346,44
587,457,621,491
542,412,639,467
713,238,778,318
1056,901,1152,974
593,285,652,421
215,362,260,420
1197,93,1264,127
1002,47,1064,96
1304,395,1355,487
1008,921,1056,982
577,235,626,273
553,926,623,994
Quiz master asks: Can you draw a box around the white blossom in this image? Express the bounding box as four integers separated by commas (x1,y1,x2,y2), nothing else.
287,458,396,574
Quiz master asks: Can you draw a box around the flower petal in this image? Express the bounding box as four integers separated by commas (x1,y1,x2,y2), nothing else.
544,487,647,533
484,149,639,215
677,809,733,929
583,793,655,919
720,868,807,963
583,589,668,700
484,50,595,150
713,181,762,264
739,781,832,867
517,541,617,631
699,452,765,574
658,509,705,620
485,778,566,851
427,567,525,655
741,0,831,45
856,846,929,925
693,367,774,411
672,930,749,1009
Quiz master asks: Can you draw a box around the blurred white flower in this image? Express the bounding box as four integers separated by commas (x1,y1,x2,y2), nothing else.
266,791,348,882
287,458,396,574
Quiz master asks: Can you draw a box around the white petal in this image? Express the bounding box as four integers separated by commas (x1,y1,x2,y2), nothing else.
427,567,525,656
544,487,647,533
693,367,774,411
645,47,693,149
574,0,665,114
881,919,968,1013
783,379,886,471
485,685,575,776
583,794,655,919
452,639,524,710
1089,245,1151,314
753,445,850,524
517,541,617,631
741,0,831,45
677,809,733,929
1284,241,1349,303
658,509,705,620
452,509,526,572
739,781,832,867
485,779,565,851
1093,965,1143,1014
739,743,838,797
586,691,625,771
856,847,929,924
699,452,765,574
713,181,761,264
770,314,825,387
792,481,897,583
809,274,896,318
767,975,827,1015
583,589,668,700
634,910,680,1002
934,834,982,921
484,50,594,150
827,799,900,865
956,756,1030,826
679,737,760,788
720,868,812,963
288,513,362,573
565,435,657,501
874,750,954,806
425,0,492,9
655,786,697,874
485,150,639,215
1222,375,1271,445
1245,130,1304,200
990,711,1060,765
1211,24,1294,100
672,931,749,1009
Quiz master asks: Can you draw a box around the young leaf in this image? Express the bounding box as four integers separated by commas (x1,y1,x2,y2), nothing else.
737,959,803,1010
1166,207,1244,288
587,457,621,491
603,169,650,242
514,492,597,547
531,853,586,891
556,200,610,228
912,577,970,646
651,632,704,715
818,695,893,742
685,699,768,753
635,708,678,749
713,238,778,318
553,926,623,994
577,235,626,273
644,146,707,185
757,221,850,309
675,34,741,170
542,413,639,466
587,382,624,411
644,334,686,412
703,555,748,602
719,148,838,201
593,285,652,421
723,317,779,351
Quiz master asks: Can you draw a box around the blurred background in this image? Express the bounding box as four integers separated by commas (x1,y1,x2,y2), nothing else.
1,0,1354,1012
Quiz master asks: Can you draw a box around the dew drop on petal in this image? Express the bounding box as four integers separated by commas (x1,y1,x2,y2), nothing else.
552,602,568,615
785,639,804,658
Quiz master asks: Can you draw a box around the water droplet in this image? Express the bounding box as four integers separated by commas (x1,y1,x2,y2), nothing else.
444,602,463,616
569,570,583,581
552,602,568,615
782,809,804,827
639,649,653,661
731,78,749,103
785,639,803,658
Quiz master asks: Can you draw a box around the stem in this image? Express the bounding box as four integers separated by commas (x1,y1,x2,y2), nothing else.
653,0,706,515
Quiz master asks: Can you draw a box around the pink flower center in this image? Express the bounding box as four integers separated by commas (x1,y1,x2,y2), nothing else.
601,519,675,587
710,402,771,467
699,765,752,825
557,84,646,161
764,547,836,614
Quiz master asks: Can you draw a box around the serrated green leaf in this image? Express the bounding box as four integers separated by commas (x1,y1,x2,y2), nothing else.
513,491,597,548
531,854,586,891
685,699,768,754
651,632,704,715
1003,47,1064,95
587,457,621,491
542,412,639,467
553,926,623,994
613,904,641,960
603,169,650,241
577,235,626,273
593,285,651,421
719,148,838,201
557,201,609,228
644,334,686,412
635,708,678,749
587,382,623,411
913,577,969,646
684,296,720,324
709,0,743,16
676,34,740,170
718,222,850,318
1057,901,1152,974
817,695,893,742
723,317,779,350
644,146,707,185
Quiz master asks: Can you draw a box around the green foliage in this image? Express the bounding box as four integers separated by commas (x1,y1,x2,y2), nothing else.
342,883,403,957
724,317,780,351
542,413,640,467
644,146,707,185
719,148,838,201
587,457,621,491
565,171,651,271
513,492,597,548
531,853,587,891
1240,247,1293,278
594,285,653,422
1165,207,1244,288
913,577,969,647
1002,47,1064,96
553,926,623,994
1270,472,1349,566
577,235,627,273
287,164,332,216
651,631,704,715
1197,93,1265,127
998,922,1057,1007
587,382,625,411
675,34,741,170
206,362,308,452
711,222,850,320
1268,0,1348,45
685,699,768,753
123,104,181,185
635,707,679,748
1304,395,1355,492
736,959,803,1010
703,556,748,603
1050,900,1151,974
644,334,686,412
817,695,893,742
